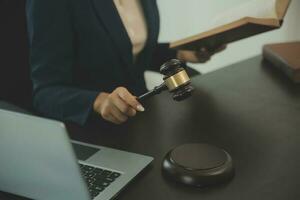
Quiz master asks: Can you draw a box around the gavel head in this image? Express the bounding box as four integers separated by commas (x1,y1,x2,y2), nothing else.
160,59,194,101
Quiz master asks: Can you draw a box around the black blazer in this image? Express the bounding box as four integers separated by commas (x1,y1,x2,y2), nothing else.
26,0,177,125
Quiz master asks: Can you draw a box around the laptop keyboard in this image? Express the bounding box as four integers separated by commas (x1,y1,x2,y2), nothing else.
79,163,121,199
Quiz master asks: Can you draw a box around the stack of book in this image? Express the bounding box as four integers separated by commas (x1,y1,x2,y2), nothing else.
263,42,300,83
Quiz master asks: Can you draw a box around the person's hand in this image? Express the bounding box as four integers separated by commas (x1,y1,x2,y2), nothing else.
93,87,145,124
177,45,227,63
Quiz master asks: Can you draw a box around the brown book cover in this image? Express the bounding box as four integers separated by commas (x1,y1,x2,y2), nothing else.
170,0,291,51
263,41,300,83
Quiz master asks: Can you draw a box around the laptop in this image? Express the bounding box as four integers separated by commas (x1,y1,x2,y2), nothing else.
0,109,153,200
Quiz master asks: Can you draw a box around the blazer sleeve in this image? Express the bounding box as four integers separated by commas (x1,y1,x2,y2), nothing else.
150,43,200,77
26,0,99,125
149,43,178,71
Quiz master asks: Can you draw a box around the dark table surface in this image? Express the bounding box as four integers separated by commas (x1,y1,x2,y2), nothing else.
1,56,300,200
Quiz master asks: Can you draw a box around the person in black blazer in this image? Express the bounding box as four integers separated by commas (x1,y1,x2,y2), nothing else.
26,0,223,126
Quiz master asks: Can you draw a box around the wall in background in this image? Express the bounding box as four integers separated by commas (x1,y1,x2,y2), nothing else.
157,0,300,74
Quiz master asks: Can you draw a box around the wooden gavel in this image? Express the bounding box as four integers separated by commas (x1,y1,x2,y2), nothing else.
138,59,194,101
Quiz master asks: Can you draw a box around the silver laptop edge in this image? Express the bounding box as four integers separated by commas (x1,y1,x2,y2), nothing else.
73,141,153,200
0,109,153,200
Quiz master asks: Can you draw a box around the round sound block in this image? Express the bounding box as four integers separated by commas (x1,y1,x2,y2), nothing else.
162,143,234,187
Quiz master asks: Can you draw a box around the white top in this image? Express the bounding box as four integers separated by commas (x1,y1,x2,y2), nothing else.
113,0,148,60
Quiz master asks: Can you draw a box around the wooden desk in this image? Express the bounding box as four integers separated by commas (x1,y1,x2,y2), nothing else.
1,56,300,199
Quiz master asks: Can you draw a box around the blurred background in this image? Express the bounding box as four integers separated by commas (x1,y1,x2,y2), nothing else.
158,0,300,73
145,0,299,88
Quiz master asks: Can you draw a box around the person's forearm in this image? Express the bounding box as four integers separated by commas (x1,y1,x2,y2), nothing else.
33,86,99,125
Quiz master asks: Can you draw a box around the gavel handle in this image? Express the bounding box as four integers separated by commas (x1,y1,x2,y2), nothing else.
137,83,168,101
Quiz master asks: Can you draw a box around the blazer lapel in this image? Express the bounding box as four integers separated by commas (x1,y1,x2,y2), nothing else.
91,0,133,66
140,0,159,50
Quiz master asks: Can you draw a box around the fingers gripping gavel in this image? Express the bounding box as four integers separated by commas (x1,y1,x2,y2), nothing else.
93,59,193,124
138,59,194,101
